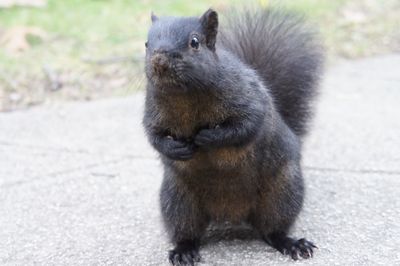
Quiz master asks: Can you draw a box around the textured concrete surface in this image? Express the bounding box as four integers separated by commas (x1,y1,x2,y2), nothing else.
1,54,400,265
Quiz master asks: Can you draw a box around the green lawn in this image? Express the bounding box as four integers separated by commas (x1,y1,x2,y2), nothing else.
0,0,398,111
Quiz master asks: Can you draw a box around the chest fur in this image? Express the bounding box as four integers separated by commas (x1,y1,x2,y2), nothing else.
156,93,227,138
189,169,257,224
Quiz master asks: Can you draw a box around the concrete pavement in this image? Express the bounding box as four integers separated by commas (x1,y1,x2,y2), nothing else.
1,54,399,265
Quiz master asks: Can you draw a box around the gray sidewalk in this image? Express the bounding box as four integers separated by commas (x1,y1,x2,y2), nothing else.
1,55,399,265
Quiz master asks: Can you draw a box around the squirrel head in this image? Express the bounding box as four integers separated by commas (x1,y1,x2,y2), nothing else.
145,9,219,91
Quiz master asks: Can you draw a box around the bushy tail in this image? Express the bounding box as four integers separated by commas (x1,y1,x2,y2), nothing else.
219,8,324,136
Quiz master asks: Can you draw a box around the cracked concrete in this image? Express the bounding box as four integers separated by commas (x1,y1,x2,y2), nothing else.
1,54,400,265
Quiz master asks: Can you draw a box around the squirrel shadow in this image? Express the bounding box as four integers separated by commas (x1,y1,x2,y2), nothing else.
202,222,262,244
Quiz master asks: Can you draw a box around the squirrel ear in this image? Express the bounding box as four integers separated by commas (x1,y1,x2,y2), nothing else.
151,12,158,23
200,9,218,51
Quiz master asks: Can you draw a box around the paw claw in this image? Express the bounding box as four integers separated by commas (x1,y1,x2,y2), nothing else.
168,248,200,266
294,239,316,260
268,235,317,261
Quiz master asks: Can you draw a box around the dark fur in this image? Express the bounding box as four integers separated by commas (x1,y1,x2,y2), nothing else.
143,8,323,266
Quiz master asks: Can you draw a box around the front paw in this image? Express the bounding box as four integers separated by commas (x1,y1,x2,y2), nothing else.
164,137,196,161
194,127,222,147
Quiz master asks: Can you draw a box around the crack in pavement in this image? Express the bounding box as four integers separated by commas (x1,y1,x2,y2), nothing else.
304,166,400,176
0,139,155,159
1,161,399,190
0,155,154,189
0,140,117,156
1,140,399,190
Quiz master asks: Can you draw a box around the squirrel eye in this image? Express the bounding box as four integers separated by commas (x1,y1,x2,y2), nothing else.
145,42,148,48
190,37,199,50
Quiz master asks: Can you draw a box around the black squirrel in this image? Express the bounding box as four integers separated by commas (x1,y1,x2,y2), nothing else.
143,7,323,266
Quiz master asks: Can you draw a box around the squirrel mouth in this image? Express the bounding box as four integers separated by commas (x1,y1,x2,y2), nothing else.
151,53,170,76
149,53,182,86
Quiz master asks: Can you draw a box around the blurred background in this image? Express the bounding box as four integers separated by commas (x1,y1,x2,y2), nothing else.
0,0,399,111
1,2,399,264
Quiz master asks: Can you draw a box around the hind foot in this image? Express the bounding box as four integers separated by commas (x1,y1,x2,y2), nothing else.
265,232,317,260
169,240,201,265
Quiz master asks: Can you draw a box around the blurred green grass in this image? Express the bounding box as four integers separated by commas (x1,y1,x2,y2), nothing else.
0,0,239,72
0,0,399,111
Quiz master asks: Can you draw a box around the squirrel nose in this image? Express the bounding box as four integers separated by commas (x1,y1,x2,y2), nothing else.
151,53,169,74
